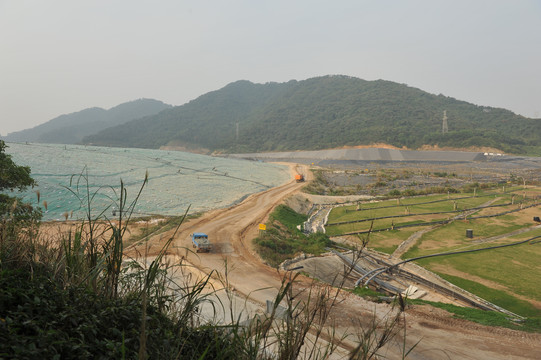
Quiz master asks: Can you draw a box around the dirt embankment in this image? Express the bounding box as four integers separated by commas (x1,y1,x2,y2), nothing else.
335,142,506,154
418,144,505,153
281,142,504,154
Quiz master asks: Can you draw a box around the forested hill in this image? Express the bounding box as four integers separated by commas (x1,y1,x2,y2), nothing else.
3,99,172,144
83,76,541,154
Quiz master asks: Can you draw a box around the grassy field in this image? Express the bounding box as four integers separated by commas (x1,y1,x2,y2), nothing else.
326,187,541,317
359,227,422,254
325,190,526,236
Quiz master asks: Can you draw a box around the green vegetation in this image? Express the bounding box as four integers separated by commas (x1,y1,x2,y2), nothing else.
2,168,228,359
270,204,308,231
254,205,332,267
327,188,525,236
81,76,541,154
403,217,526,258
0,141,36,192
353,284,541,332
2,176,338,359
0,269,234,359
0,141,42,234
328,193,465,223
351,286,384,302
366,229,420,254
327,185,541,317
0,163,413,359
408,300,541,332
432,274,540,318
351,281,541,332
411,243,541,317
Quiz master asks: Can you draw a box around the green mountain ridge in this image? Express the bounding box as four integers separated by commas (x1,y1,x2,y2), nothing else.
3,98,172,144
83,76,541,154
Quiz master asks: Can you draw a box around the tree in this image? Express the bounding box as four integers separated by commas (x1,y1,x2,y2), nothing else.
0,141,35,191
0,140,40,223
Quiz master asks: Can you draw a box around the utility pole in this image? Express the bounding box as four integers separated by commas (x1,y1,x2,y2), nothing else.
442,110,448,134
236,122,239,142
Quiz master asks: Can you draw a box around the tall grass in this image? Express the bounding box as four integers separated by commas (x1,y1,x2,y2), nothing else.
0,172,414,359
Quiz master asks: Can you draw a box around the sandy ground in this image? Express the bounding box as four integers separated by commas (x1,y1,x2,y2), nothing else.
125,163,541,359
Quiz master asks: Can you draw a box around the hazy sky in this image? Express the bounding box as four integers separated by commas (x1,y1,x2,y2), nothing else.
1,0,540,135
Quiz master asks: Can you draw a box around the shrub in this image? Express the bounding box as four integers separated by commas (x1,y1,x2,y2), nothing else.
388,189,401,197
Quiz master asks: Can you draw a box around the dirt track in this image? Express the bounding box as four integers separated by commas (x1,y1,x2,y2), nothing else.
128,163,541,359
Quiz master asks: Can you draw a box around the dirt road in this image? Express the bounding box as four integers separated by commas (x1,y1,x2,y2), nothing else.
129,163,541,359
130,163,309,309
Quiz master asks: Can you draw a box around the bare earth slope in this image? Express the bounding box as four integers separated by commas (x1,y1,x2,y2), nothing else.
128,164,541,359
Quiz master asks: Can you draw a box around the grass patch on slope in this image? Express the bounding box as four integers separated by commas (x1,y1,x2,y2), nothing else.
364,228,420,254
254,205,332,268
409,299,541,333
351,284,541,332
411,243,541,317
430,273,541,318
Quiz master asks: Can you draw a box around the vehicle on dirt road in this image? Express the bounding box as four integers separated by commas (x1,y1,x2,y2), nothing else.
191,232,211,253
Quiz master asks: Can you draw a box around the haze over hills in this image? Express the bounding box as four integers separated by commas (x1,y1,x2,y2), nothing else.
2,99,172,144
83,76,541,155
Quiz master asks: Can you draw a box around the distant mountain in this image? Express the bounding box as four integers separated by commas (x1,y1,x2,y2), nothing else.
3,99,172,144
83,76,541,154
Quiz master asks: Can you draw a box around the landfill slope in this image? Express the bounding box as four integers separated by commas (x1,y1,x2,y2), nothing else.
227,147,485,163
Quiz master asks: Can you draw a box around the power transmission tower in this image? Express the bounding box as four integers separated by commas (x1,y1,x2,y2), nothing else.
442,110,448,134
